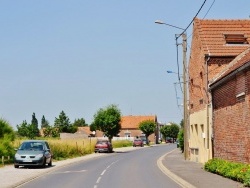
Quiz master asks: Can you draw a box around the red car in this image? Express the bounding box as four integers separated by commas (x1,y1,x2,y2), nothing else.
133,138,144,147
95,140,113,153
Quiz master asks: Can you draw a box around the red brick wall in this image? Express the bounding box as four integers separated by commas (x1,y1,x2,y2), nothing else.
188,25,234,114
212,70,250,163
188,29,227,114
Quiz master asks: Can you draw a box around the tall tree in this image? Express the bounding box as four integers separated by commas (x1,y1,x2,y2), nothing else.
72,118,87,127
138,120,156,145
41,115,50,128
92,104,121,142
31,112,40,137
54,111,77,133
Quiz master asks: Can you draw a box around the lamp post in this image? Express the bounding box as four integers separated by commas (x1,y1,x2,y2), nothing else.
155,20,189,160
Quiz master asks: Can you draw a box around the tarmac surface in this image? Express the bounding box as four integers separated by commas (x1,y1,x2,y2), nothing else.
0,145,245,188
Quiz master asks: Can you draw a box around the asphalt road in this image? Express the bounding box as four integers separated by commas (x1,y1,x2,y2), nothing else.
17,144,180,188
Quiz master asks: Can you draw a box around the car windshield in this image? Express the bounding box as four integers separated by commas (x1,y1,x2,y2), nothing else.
97,141,108,144
19,142,44,151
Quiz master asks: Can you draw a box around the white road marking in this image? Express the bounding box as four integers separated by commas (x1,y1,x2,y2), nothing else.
52,170,86,174
96,177,101,184
101,169,106,176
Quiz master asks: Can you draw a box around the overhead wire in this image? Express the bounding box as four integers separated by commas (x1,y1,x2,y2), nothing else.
173,0,216,110
174,0,208,93
176,0,208,40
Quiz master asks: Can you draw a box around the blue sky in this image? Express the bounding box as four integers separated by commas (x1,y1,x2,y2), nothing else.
1,0,249,129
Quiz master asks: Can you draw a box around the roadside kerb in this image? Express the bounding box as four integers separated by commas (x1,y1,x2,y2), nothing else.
157,149,196,188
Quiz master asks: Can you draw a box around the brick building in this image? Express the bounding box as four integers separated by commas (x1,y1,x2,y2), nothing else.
188,18,250,163
209,47,250,163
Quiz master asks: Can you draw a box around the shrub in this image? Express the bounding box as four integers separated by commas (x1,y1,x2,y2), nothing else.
112,140,133,148
177,129,184,153
0,119,15,162
205,158,250,186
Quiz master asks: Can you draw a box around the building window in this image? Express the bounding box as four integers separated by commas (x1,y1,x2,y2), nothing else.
190,78,193,85
199,99,204,104
224,34,248,44
190,103,194,109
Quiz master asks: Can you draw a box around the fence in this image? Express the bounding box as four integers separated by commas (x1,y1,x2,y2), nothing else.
95,137,134,141
1,156,10,166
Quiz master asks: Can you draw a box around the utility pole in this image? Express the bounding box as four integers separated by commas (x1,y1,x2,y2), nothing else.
155,20,189,160
182,33,188,160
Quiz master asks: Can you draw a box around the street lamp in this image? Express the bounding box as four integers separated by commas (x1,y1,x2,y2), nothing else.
166,70,183,75
155,19,189,160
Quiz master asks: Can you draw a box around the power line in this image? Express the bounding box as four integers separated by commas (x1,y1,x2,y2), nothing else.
176,0,208,40
174,0,209,93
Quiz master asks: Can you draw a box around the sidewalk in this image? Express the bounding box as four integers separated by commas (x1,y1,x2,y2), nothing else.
160,148,243,188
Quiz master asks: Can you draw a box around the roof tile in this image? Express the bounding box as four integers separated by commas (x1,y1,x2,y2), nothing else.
121,115,157,129
194,18,250,56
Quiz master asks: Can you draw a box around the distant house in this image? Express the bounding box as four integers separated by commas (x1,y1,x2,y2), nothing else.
209,47,250,163
188,18,250,163
119,115,158,142
60,126,94,139
95,115,158,143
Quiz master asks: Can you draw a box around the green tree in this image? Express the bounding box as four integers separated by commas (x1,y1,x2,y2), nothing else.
72,118,87,127
160,123,180,142
0,119,15,158
178,119,184,152
31,113,40,137
178,129,184,152
54,111,77,133
17,118,40,139
160,125,170,141
43,126,59,138
92,104,121,142
27,123,39,139
41,115,50,128
89,123,96,132
169,123,180,140
16,120,29,137
138,120,156,145
180,119,184,129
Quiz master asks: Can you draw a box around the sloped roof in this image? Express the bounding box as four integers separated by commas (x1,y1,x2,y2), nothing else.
210,47,250,87
194,18,250,56
77,126,92,135
121,115,157,129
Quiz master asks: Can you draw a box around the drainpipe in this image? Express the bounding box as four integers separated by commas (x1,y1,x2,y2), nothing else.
205,55,211,159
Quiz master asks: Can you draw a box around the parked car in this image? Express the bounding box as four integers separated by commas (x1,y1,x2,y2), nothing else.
95,140,113,153
166,137,174,143
14,140,52,168
133,138,144,147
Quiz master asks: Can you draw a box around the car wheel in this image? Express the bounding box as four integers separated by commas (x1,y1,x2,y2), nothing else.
41,158,46,168
14,165,19,168
48,159,52,167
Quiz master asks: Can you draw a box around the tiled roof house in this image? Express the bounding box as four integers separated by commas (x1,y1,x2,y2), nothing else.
188,18,250,163
95,115,158,143
120,115,157,141
209,47,250,163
